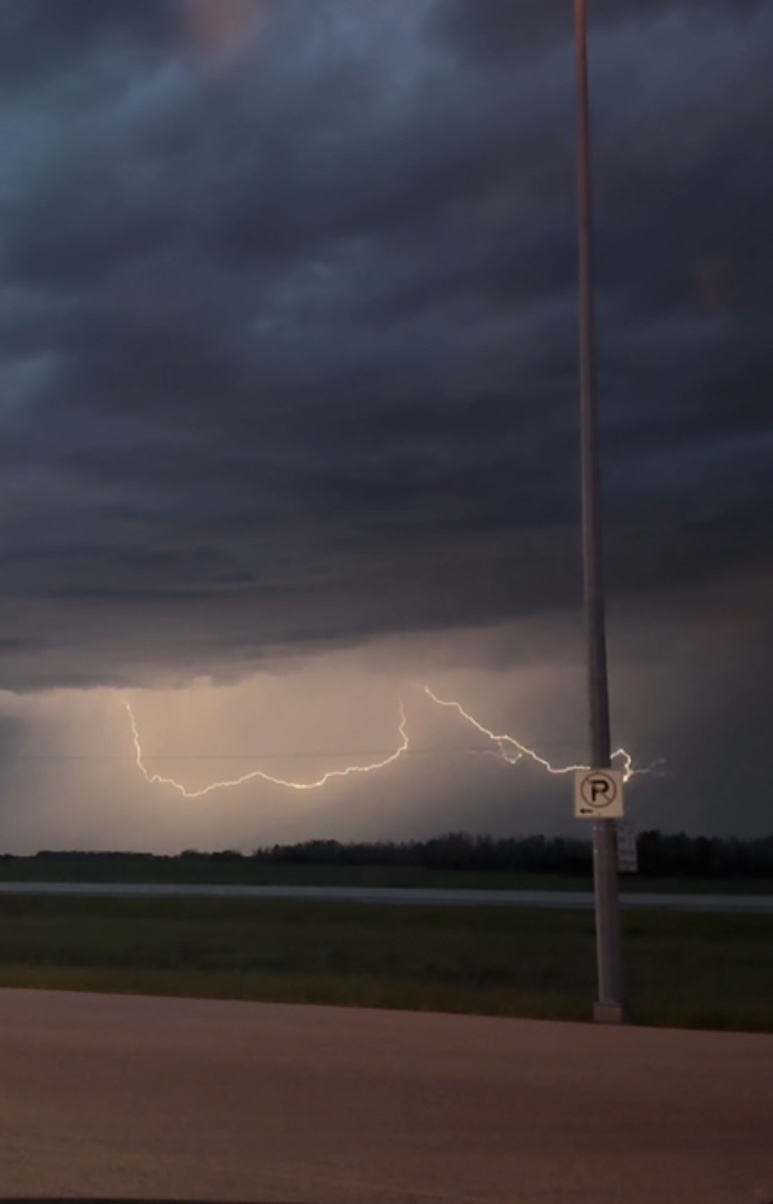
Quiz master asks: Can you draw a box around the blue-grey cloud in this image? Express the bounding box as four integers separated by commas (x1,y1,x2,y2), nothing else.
0,0,770,696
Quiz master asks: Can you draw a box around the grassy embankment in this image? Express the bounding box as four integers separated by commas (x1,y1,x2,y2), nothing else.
0,894,770,1034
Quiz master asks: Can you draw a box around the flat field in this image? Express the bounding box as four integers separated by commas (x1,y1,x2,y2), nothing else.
1,856,772,893
0,894,770,1032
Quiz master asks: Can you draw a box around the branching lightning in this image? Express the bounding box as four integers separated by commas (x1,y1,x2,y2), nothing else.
125,684,655,799
126,699,409,799
416,685,643,783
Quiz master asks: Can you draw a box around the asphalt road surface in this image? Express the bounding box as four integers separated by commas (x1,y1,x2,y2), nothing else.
0,989,771,1204
1,880,772,911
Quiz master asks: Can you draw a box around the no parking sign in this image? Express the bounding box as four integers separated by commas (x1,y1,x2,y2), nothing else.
574,769,624,819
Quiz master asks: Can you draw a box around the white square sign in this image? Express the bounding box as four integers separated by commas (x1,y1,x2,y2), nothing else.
617,819,638,873
574,768,624,819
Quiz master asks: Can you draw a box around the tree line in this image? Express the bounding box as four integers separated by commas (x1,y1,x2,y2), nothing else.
252,831,773,877
1,830,772,878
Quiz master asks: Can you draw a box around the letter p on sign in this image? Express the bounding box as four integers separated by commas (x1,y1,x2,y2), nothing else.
574,769,624,819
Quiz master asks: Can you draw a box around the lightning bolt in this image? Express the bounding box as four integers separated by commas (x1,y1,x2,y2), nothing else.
416,685,645,784
126,699,409,799
125,686,657,799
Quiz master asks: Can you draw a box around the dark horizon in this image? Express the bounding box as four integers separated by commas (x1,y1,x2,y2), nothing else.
3,830,773,879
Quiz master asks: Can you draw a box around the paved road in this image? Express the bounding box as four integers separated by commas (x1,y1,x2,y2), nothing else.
1,879,772,911
0,989,771,1204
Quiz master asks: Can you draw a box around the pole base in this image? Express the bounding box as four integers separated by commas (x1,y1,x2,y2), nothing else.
594,1001,629,1025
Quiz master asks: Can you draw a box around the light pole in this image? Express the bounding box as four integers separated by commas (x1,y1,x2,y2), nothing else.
574,0,627,1023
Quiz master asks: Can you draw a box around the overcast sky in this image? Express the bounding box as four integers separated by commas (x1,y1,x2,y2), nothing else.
0,0,770,851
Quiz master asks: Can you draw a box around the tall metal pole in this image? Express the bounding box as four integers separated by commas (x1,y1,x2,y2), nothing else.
574,0,626,1024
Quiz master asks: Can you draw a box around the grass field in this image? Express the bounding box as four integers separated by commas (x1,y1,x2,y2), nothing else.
1,858,772,893
0,895,771,1033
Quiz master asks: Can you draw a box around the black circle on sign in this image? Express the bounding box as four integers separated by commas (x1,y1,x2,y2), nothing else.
580,772,618,809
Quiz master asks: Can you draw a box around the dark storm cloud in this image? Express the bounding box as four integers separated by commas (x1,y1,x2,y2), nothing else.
0,0,771,689
0,2,168,59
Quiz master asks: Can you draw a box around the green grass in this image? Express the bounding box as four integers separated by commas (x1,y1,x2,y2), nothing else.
0,895,771,1032
1,858,772,893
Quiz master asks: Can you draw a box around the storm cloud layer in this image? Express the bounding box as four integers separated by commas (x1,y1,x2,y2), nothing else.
0,1,770,846
0,0,770,692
